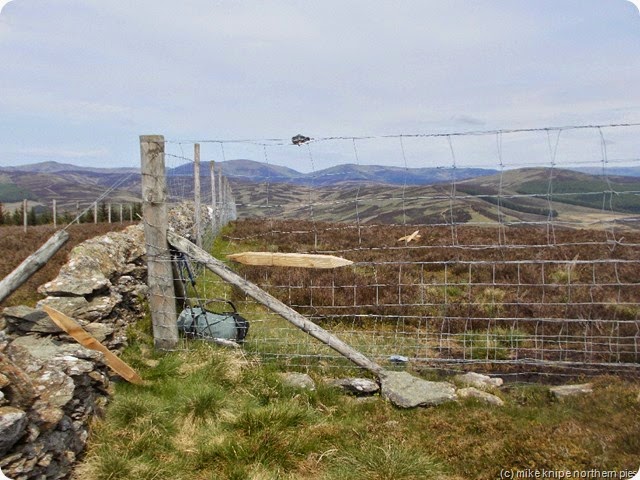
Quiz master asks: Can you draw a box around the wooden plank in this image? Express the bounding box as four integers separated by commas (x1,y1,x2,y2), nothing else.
0,230,69,304
42,306,143,385
140,134,179,351
397,230,421,243
227,252,353,269
168,231,384,376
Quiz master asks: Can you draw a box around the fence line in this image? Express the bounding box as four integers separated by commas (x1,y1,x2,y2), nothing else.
156,123,639,376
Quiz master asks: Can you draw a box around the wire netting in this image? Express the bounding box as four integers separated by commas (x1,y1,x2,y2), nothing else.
160,124,640,377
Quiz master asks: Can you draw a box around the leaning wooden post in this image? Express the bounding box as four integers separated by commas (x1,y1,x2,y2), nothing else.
52,199,57,228
0,230,69,303
140,135,179,350
194,143,202,248
167,231,385,375
23,199,27,232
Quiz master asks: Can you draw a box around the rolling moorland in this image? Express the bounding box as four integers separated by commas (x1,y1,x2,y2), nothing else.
1,160,640,230
0,164,639,478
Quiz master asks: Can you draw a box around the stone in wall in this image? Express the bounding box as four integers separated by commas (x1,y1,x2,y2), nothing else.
0,337,110,480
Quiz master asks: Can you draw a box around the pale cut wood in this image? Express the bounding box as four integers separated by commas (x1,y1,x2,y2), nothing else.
0,229,69,304
42,306,143,385
398,230,421,243
168,231,384,376
140,134,179,351
228,252,353,269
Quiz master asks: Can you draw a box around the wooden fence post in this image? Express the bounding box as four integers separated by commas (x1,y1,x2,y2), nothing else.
129,204,133,222
210,161,217,226
140,135,179,351
93,202,98,224
194,143,202,248
23,199,27,233
53,199,57,228
108,203,112,224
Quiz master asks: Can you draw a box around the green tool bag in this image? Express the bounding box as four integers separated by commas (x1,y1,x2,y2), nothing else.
177,299,249,343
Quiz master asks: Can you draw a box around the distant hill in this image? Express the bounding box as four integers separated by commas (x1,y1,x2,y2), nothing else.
575,166,640,178
0,162,141,208
169,159,497,186
2,161,139,175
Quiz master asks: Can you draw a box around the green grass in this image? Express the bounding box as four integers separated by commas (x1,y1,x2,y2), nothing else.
77,318,640,480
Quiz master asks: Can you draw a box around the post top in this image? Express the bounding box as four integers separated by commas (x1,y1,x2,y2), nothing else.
140,135,165,142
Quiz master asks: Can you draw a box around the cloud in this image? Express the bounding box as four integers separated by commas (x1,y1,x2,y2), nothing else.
1,1,640,168
11,147,109,159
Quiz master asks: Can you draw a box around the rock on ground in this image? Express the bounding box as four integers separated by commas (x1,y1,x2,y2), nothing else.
278,372,316,390
329,377,380,396
550,383,593,399
457,387,505,406
454,372,503,390
379,371,456,408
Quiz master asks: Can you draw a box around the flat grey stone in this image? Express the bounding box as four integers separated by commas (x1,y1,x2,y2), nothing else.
454,372,503,390
457,387,504,406
3,306,62,334
379,370,456,408
330,377,379,396
550,383,593,399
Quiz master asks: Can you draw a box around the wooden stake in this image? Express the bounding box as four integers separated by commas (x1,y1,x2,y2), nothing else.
0,230,69,303
210,160,217,223
93,202,98,224
228,252,353,269
42,306,143,385
53,199,57,228
23,199,27,232
167,231,384,376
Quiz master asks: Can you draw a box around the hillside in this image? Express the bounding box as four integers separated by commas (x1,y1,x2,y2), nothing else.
1,161,639,230
230,167,640,229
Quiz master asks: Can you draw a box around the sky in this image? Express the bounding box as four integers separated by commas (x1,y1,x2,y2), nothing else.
1,0,640,171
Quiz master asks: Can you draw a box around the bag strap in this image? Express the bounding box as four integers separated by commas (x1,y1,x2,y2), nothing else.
204,298,237,313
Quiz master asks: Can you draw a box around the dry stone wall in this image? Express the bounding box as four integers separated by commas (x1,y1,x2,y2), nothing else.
0,201,216,479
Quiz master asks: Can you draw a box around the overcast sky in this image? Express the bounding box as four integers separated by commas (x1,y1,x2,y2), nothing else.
1,0,640,171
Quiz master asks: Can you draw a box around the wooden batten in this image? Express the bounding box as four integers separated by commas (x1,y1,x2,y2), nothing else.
42,306,143,385
227,252,353,269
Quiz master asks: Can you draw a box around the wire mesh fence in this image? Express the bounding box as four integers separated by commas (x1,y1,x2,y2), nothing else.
157,124,640,376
